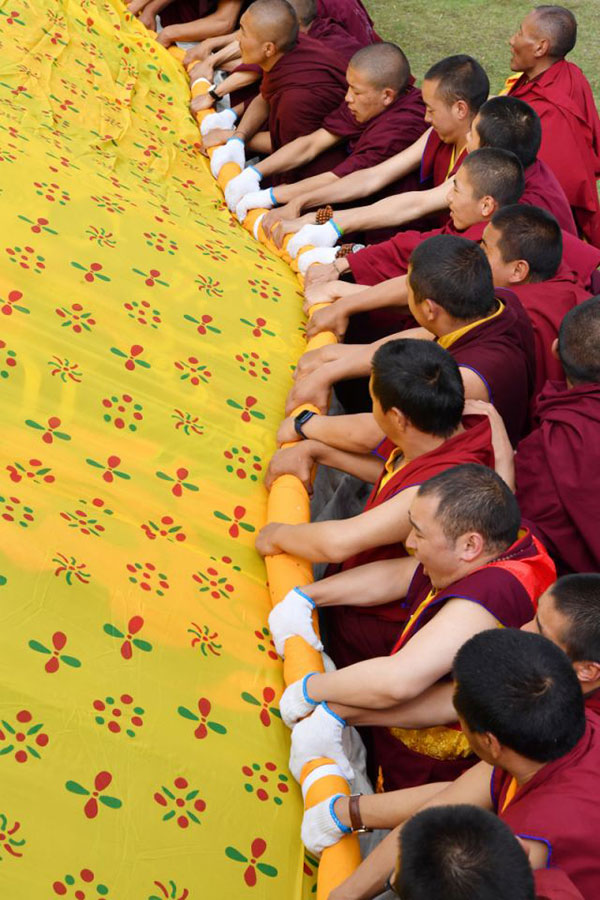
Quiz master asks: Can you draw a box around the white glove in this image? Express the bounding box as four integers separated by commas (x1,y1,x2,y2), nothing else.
279,673,319,729
297,247,337,275
290,702,353,782
200,107,237,136
301,794,351,856
224,165,262,212
236,188,276,222
210,137,245,178
287,221,341,259
268,587,323,658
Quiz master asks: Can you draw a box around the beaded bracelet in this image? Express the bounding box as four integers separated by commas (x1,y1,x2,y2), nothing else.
315,205,334,225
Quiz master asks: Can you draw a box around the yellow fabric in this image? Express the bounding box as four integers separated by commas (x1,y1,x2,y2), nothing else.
438,300,505,350
389,724,473,761
500,776,519,813
0,1,316,897
376,446,406,493
445,143,457,180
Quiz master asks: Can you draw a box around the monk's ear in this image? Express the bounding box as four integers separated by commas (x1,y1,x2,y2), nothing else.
483,732,503,761
263,40,278,59
535,37,551,59
454,99,469,121
551,338,560,360
381,87,396,107
573,660,600,685
389,406,408,432
510,259,530,284
480,194,496,218
420,298,440,322
458,530,485,561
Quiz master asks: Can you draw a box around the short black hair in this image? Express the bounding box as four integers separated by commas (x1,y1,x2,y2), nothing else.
476,96,541,168
453,629,586,762
424,55,489,113
549,574,600,663
395,805,535,900
349,43,410,94
491,205,562,282
409,235,496,320
462,148,525,207
418,463,521,553
371,339,464,438
534,5,577,58
558,295,600,384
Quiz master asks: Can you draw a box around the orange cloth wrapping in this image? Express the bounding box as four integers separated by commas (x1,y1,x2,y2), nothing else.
173,47,361,895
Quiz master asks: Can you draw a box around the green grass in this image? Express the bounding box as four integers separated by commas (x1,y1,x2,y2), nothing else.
365,0,600,102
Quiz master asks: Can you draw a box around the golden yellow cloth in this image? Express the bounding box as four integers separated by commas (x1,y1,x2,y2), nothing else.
0,0,316,895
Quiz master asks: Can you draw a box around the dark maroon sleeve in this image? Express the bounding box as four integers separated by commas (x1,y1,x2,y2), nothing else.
347,230,423,284
322,101,362,140
444,567,534,628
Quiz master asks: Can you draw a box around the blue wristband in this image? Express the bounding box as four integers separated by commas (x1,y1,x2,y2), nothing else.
229,136,244,145
294,586,316,608
322,701,347,727
269,187,279,207
249,165,262,181
329,794,352,834
330,219,343,238
302,672,319,706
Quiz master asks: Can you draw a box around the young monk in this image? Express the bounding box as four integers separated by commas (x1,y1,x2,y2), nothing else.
292,147,523,291
202,0,348,179
515,297,600,575
481,205,590,395
287,235,537,445
507,5,600,246
310,630,599,900
271,466,554,792
257,340,495,665
260,53,488,238
226,42,427,216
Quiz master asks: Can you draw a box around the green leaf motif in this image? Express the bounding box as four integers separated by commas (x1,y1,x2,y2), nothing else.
103,623,124,638
257,863,278,878
225,846,247,863
177,706,199,722
28,640,51,654
66,780,90,795
208,721,227,735
61,655,82,668
132,638,152,652
241,692,260,706
99,795,122,809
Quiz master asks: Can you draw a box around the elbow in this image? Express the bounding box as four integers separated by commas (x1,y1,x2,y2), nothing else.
322,534,352,564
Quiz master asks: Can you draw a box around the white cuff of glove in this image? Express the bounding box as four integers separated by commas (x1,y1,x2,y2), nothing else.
287,220,342,259
224,165,262,212
279,673,319,729
200,107,237,136
236,187,276,222
297,247,337,275
210,137,246,178
290,701,353,782
301,794,351,856
268,587,323,658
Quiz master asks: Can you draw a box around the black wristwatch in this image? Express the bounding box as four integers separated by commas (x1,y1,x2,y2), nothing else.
294,409,316,439
208,87,221,103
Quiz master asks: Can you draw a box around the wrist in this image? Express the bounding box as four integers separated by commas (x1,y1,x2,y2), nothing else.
329,795,352,834
333,257,350,276
332,795,352,830
302,672,320,705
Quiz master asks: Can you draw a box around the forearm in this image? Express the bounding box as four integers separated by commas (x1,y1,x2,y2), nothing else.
209,38,241,67
335,197,412,234
330,682,456,728
235,95,269,141
271,172,338,206
292,168,386,213
336,277,410,319
303,557,415,609
255,135,322,179
307,658,416,708
334,783,449,833
299,412,384,454
210,69,258,102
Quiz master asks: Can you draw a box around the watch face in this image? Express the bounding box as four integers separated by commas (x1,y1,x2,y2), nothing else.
296,410,313,425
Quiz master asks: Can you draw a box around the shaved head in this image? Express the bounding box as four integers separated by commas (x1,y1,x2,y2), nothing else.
287,0,316,27
533,5,577,58
245,0,299,51
349,42,411,94
559,296,600,384
462,147,524,207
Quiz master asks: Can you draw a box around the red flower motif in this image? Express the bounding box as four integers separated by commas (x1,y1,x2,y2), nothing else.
153,777,206,828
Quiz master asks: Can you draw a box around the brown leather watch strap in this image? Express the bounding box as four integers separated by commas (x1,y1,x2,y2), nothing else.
349,793,372,833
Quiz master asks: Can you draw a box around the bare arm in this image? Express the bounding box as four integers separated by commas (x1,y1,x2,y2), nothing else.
254,129,339,179
305,277,412,340
305,598,500,708
331,176,451,236
463,399,515,489
156,0,244,45
304,556,419,607
275,411,385,453
330,681,456,728
264,438,384,492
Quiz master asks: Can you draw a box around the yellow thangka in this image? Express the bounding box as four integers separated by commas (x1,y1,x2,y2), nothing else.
0,0,316,896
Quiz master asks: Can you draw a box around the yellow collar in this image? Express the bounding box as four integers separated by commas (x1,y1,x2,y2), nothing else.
377,446,406,493
438,300,504,350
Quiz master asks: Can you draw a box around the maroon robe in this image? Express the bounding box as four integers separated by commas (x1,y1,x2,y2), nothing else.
160,0,249,28
561,231,600,293
509,60,600,247
322,86,427,180
260,34,348,181
419,130,468,228
510,265,590,397
516,381,600,575
307,16,365,63
316,0,380,44
325,417,495,670
522,160,577,235
584,688,600,718
494,715,600,899
347,219,486,285
535,869,585,900
372,530,555,791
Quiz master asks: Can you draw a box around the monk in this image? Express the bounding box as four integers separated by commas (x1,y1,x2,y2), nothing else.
316,0,379,45
226,43,427,216
260,53,488,238
202,0,348,181
308,630,599,900
293,148,524,343
288,234,537,446
257,340,495,666
507,5,600,246
515,297,600,575
129,0,247,44
272,466,553,792
481,205,590,395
